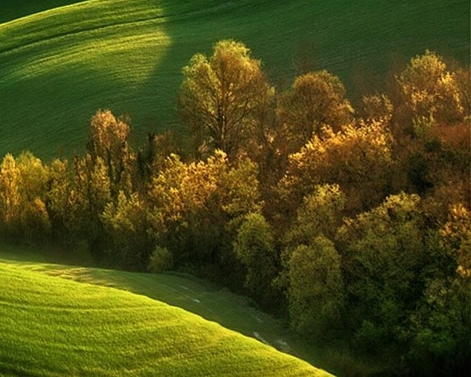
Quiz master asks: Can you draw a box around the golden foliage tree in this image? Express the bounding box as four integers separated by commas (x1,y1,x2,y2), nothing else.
277,70,353,155
279,120,394,216
0,152,50,241
89,109,133,194
147,150,261,280
179,40,270,160
395,51,467,131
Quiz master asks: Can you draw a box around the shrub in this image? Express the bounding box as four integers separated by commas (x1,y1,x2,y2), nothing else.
148,246,174,273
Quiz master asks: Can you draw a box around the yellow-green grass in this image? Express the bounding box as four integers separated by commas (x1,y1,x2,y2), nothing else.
0,245,337,375
0,258,332,376
0,0,469,159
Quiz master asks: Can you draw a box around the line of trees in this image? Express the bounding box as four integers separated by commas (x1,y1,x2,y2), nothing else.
1,40,469,376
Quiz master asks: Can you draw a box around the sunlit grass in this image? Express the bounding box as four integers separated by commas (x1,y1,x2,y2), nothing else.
0,246,333,373
0,258,332,376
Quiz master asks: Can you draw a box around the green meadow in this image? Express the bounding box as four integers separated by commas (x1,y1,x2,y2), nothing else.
0,0,469,158
0,248,332,376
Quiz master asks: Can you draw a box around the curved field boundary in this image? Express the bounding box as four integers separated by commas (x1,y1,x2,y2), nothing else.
0,260,332,376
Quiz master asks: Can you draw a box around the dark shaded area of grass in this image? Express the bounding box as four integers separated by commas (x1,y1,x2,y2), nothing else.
0,0,86,24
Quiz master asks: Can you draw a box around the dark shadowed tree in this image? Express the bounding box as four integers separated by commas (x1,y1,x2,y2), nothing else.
337,193,428,352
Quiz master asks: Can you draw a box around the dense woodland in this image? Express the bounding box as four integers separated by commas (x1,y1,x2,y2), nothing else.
1,40,470,375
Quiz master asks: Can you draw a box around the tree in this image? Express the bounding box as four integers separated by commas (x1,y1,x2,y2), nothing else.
407,203,471,375
390,52,470,198
70,154,112,258
277,70,353,155
136,131,180,190
438,203,471,280
0,152,50,242
233,212,278,307
283,183,346,246
20,152,50,241
278,120,394,217
277,184,346,336
147,150,261,286
337,193,428,351
179,40,270,160
0,154,21,234
395,51,466,131
360,93,393,125
88,109,133,194
101,191,151,270
148,246,174,273
46,158,76,243
285,236,344,338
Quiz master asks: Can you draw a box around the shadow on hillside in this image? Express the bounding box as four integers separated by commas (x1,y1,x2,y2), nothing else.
127,2,241,149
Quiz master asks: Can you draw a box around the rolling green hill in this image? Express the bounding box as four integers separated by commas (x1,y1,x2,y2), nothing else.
0,0,469,158
0,256,332,376
0,0,86,24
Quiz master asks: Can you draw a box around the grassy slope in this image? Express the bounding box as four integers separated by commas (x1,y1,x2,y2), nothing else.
0,257,332,376
0,0,469,159
0,246,340,375
0,1,86,24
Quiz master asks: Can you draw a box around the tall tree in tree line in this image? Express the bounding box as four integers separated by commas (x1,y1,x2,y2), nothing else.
178,40,271,160
88,109,133,194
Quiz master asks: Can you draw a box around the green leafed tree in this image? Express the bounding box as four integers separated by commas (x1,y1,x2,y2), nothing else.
278,184,346,336
233,212,278,307
101,190,151,270
283,183,346,246
337,193,428,352
407,203,471,375
47,158,75,242
285,236,344,338
179,40,270,160
70,154,112,257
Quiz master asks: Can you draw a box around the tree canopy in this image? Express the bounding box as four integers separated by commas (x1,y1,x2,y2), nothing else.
179,40,270,160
